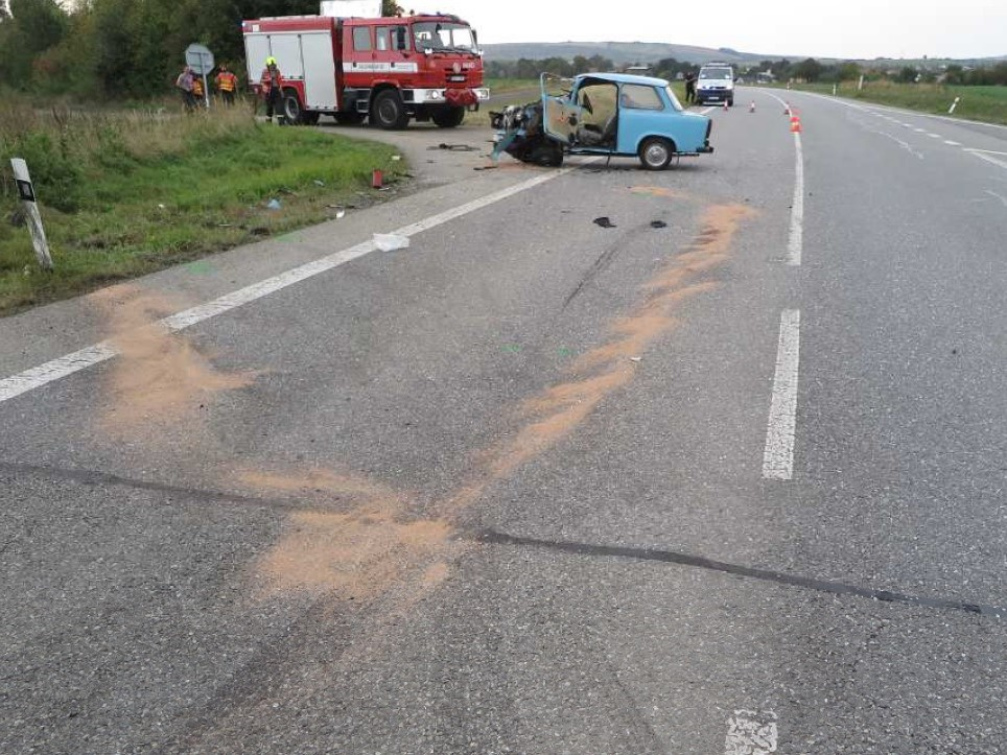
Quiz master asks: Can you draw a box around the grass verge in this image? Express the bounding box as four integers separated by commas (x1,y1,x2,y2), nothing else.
0,100,407,316
773,81,1007,125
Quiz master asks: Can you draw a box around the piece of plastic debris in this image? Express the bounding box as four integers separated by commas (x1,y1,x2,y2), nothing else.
336,210,346,219
630,357,642,362
391,155,402,161
433,143,478,151
314,179,326,186
373,233,410,252
593,216,616,228
650,220,668,228
266,199,281,210
157,203,166,210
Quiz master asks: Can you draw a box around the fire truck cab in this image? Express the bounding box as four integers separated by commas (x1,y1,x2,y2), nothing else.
243,9,489,129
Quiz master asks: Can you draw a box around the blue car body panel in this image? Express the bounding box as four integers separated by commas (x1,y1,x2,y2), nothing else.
542,72,713,159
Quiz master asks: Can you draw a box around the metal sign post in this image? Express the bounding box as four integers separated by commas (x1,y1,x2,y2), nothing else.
185,43,215,109
10,158,53,271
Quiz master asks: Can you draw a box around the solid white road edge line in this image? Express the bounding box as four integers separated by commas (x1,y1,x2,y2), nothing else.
788,133,805,266
758,90,805,266
0,167,577,405
763,309,801,480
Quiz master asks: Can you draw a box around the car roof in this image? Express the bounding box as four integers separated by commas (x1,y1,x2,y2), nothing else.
577,72,670,87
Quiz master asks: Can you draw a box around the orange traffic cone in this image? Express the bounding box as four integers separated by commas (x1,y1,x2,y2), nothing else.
723,100,729,111
784,102,791,116
790,116,802,133
749,101,756,113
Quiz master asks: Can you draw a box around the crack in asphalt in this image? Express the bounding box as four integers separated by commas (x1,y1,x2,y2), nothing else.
477,530,1005,619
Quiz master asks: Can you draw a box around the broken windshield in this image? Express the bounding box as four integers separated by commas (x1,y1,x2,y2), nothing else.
413,22,476,52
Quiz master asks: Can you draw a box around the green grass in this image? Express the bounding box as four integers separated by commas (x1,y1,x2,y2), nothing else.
0,100,406,315
485,78,539,94
775,81,1007,125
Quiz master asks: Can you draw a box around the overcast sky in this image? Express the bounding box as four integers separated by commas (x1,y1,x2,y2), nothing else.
421,0,1007,60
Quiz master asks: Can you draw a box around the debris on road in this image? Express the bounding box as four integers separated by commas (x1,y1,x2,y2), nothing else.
373,233,410,252
650,220,668,229
266,199,282,210
431,143,478,152
593,217,616,228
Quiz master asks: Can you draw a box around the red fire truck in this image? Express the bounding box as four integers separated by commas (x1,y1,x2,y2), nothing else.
242,11,489,128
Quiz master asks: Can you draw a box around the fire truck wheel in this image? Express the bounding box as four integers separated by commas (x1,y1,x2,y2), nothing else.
282,92,304,124
432,106,466,128
372,90,410,130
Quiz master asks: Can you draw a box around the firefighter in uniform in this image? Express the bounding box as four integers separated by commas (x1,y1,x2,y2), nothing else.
191,72,205,106
259,57,284,122
215,64,238,106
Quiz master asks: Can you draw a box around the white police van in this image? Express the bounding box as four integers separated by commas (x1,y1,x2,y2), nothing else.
696,62,735,107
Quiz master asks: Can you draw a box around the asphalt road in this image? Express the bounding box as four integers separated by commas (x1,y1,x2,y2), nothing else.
3,89,1007,754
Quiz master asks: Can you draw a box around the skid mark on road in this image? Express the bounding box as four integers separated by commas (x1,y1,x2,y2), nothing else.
478,530,1007,618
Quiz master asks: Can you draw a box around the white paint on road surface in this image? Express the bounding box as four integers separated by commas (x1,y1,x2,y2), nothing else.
986,190,1007,208
758,91,805,266
0,169,580,405
725,709,778,754
967,149,1007,171
945,140,962,146
763,310,801,480
788,133,804,266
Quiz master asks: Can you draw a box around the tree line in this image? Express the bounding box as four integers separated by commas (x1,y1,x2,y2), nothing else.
3,0,1005,100
489,54,1007,87
0,0,406,98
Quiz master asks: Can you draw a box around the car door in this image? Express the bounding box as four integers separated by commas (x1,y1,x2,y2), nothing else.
614,83,668,155
541,73,581,145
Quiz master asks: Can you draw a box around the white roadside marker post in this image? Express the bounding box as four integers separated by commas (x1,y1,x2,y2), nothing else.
10,158,53,271
948,96,960,115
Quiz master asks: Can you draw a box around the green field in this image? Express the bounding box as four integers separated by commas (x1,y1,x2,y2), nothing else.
0,99,406,315
778,81,1007,125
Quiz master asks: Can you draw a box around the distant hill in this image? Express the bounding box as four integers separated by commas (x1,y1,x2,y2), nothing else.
482,42,1007,68
482,41,772,65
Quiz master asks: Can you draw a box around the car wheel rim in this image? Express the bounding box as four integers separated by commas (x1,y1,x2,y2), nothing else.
645,143,668,166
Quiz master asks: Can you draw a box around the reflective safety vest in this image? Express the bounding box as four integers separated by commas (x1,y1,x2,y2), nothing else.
192,76,205,96
259,66,283,94
216,71,237,92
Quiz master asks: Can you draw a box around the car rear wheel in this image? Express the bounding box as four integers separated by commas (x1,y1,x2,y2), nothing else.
639,137,674,170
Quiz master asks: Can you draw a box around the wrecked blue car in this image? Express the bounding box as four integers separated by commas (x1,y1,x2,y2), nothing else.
492,72,713,170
